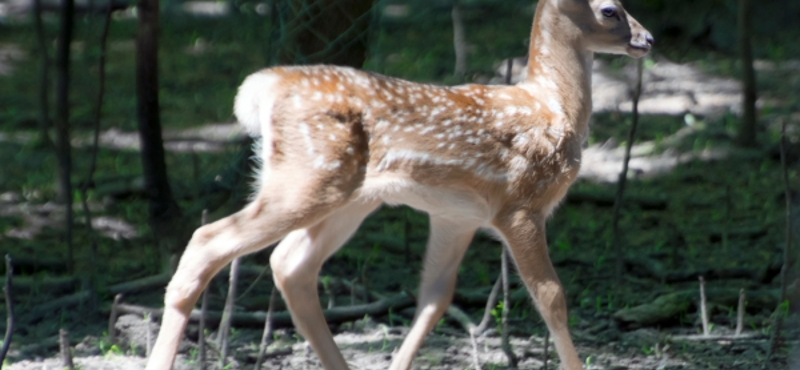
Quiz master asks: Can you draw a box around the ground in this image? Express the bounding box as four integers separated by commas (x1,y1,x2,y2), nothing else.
1,6,799,369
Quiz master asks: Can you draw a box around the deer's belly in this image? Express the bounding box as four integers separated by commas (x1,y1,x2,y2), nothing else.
354,174,495,225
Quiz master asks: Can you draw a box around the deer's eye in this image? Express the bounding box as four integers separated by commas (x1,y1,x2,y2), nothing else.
601,7,618,18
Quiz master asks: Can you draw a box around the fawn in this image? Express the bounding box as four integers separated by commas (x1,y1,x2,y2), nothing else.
146,0,652,369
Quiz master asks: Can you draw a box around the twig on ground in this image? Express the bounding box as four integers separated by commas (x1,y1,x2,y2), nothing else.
237,263,271,302
699,276,709,336
544,330,550,370
145,313,153,357
445,305,481,370
474,274,502,336
322,276,335,309
469,330,482,370
199,209,209,370
612,57,644,283
0,255,14,364
350,278,357,306
248,347,292,362
59,328,74,370
255,288,278,370
218,257,241,368
116,292,415,328
108,293,123,343
736,288,745,336
500,247,518,368
199,289,209,370
769,119,794,360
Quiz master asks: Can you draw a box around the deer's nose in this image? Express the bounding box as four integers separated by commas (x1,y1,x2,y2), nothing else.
644,31,654,46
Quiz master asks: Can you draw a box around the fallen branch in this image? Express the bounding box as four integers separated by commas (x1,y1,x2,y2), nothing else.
6,256,67,274
614,288,779,328
623,257,777,283
566,190,666,210
26,273,171,323
13,276,79,296
247,346,293,362
117,292,415,329
108,273,172,295
671,332,765,341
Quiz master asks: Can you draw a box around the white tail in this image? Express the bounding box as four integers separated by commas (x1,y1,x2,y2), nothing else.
147,1,652,369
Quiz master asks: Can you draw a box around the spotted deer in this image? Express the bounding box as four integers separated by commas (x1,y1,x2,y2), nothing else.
146,0,652,369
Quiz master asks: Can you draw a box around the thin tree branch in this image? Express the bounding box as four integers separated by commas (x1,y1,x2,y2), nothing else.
33,0,53,148
218,257,241,367
108,293,123,343
0,255,14,364
255,288,278,370
474,274,502,336
199,209,209,370
613,58,644,283
699,276,710,337
736,288,745,336
500,246,518,368
769,120,794,359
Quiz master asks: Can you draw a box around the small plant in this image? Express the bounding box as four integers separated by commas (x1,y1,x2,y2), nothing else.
491,302,505,325
101,342,124,357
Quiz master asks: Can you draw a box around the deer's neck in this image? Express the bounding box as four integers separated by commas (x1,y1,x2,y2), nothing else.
521,2,593,137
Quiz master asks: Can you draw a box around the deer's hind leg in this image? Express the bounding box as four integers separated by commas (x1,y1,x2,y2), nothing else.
147,131,368,370
270,199,381,370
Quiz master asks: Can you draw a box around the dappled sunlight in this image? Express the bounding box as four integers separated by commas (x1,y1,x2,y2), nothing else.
0,43,24,76
596,58,742,117
0,123,248,153
0,192,139,240
580,140,730,183
575,57,799,183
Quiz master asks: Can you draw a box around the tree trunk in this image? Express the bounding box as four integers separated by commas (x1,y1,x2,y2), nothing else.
277,0,374,67
452,1,467,76
736,0,757,147
136,0,181,255
55,0,75,271
33,0,53,148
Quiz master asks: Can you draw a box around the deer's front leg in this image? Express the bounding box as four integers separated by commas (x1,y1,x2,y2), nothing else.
494,210,584,370
389,216,478,370
270,200,380,370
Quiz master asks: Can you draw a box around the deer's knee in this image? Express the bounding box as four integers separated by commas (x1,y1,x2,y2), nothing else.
269,231,321,292
163,272,205,314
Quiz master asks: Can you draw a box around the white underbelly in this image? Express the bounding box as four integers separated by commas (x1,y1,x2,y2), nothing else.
354,174,494,225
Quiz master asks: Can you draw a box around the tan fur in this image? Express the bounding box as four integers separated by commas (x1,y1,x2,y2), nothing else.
146,1,652,369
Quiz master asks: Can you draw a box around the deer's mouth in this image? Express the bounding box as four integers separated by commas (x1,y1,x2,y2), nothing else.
627,42,651,58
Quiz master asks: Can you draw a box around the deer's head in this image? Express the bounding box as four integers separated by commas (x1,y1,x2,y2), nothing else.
558,0,654,58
